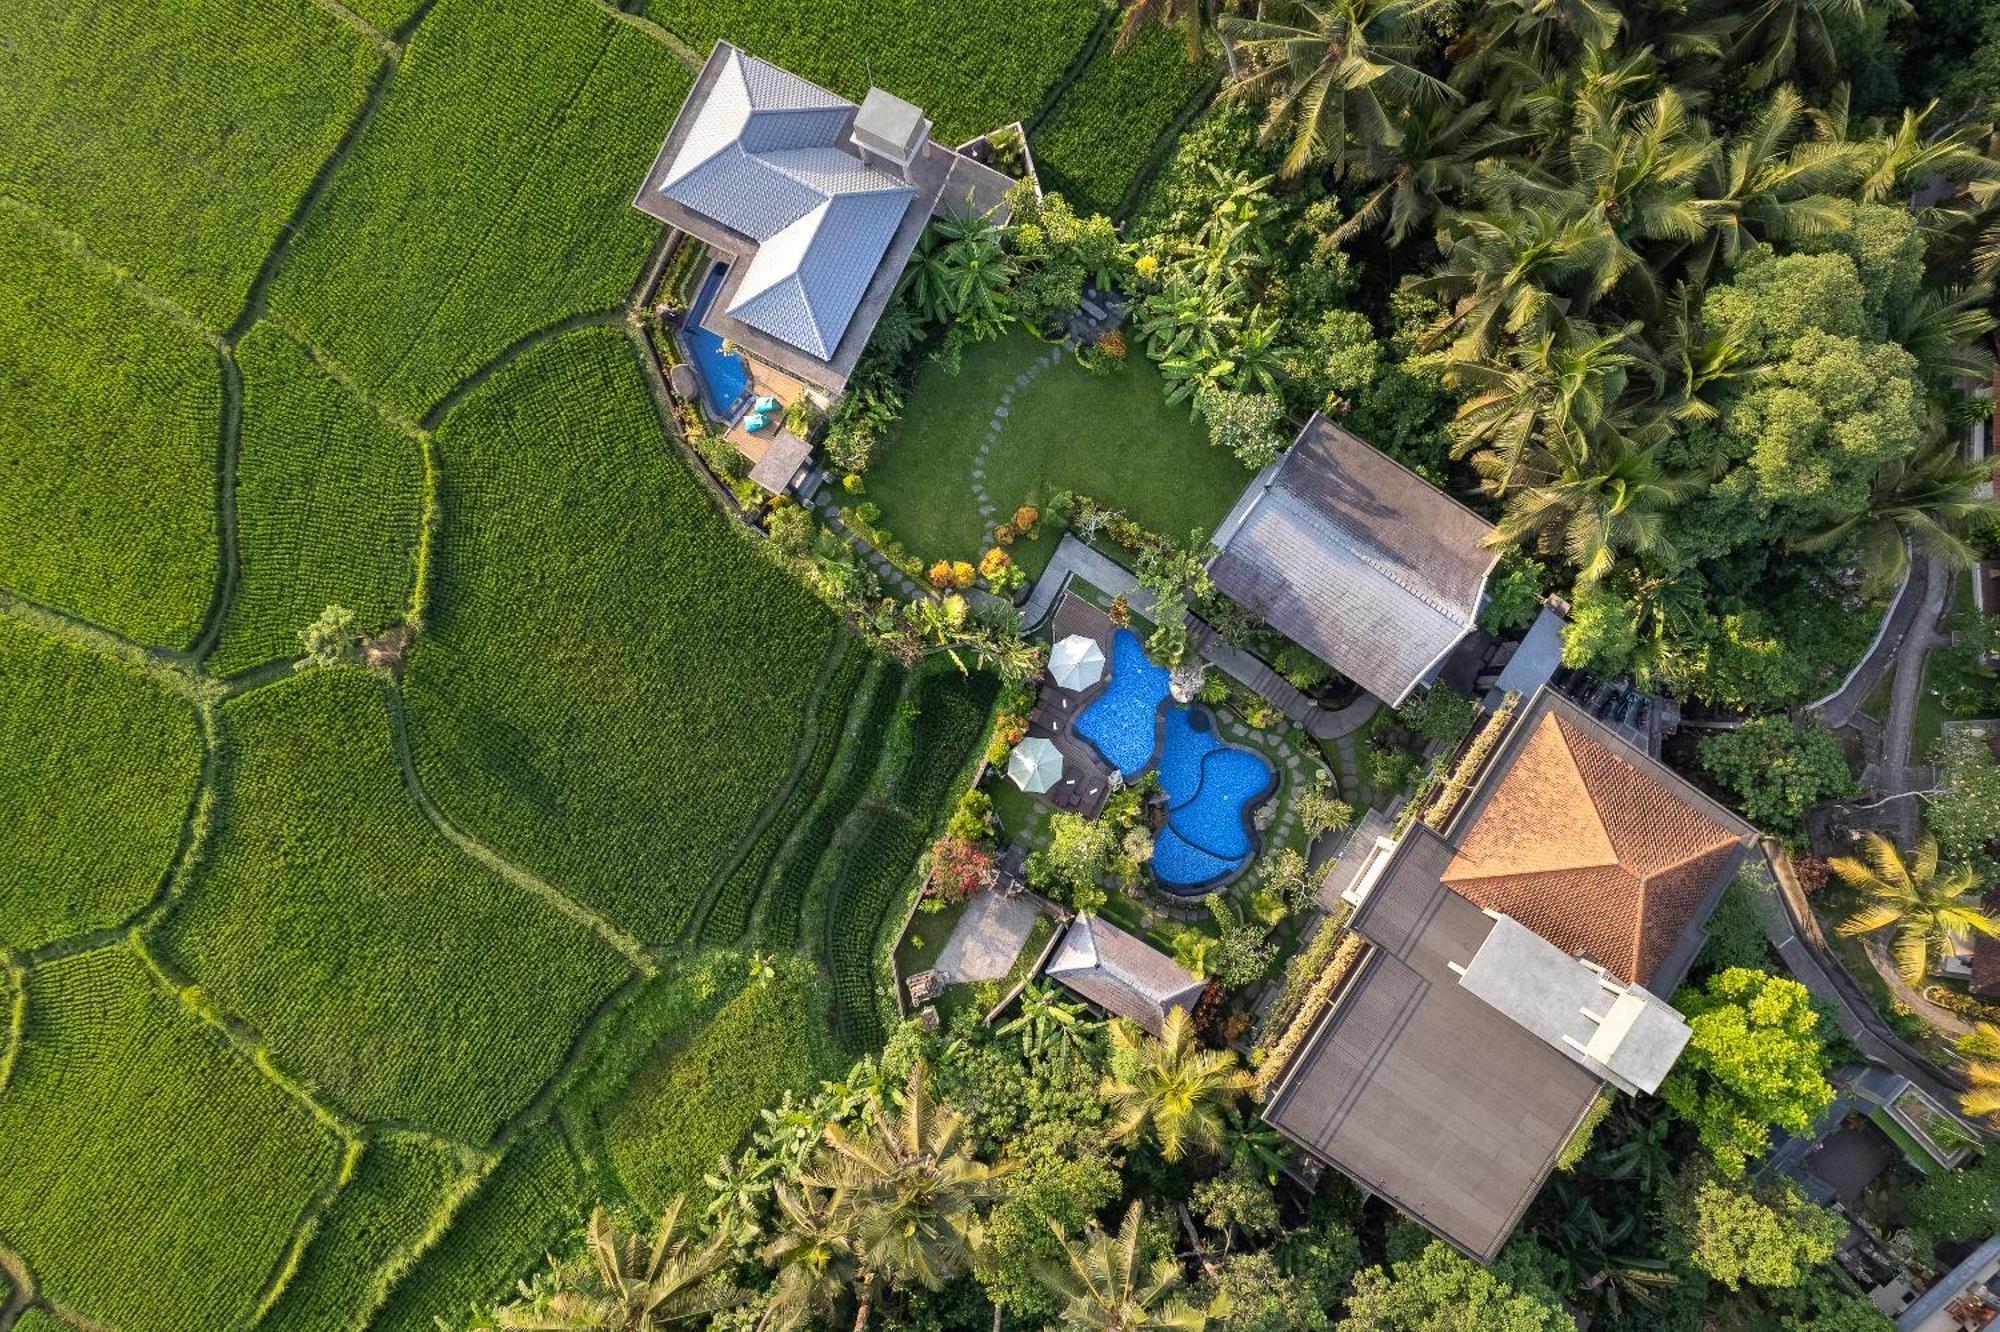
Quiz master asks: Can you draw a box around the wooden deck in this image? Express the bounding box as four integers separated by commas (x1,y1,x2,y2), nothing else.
724,358,819,463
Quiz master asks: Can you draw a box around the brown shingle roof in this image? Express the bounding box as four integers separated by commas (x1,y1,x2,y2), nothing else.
1441,710,1745,986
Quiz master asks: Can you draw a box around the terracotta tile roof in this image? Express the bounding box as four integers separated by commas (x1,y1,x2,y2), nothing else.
1441,712,1744,985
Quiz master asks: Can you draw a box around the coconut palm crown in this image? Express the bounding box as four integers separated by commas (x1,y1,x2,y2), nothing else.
1832,832,1998,984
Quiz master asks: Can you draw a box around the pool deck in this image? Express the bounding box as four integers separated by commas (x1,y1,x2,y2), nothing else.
724,358,818,463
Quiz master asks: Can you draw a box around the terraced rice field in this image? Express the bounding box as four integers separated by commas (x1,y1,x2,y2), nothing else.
0,0,1055,1321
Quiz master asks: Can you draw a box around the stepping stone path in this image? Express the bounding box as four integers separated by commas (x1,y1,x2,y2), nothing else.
969,345,1066,535
807,480,925,600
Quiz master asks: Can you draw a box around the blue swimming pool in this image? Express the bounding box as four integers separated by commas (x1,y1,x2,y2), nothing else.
679,264,751,421
1073,629,1170,776
1073,628,1277,893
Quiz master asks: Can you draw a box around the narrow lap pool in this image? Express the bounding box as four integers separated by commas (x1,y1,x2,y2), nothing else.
1072,628,1276,894
679,264,751,421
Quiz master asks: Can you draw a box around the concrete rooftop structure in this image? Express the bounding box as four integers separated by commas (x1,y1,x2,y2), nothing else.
1263,688,1755,1262
633,42,1013,396
1045,914,1206,1037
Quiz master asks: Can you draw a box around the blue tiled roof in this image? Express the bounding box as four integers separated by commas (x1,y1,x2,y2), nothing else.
657,47,914,361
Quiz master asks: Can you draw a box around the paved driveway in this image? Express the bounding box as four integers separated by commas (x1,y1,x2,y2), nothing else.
934,889,1043,983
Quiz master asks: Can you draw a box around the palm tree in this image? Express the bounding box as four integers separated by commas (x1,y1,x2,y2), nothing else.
1101,1008,1255,1162
791,1060,1009,1329
1593,1112,1675,1192
896,213,1015,334
759,1182,861,1332
1339,99,1529,246
1443,321,1645,494
1222,1106,1293,1185
1955,1022,2000,1121
1538,1181,1678,1322
1034,1202,1208,1332
494,1201,743,1330
1792,433,2000,594
1692,85,1859,283
1446,0,1624,84
1417,205,1617,360
1475,87,1721,313
1481,432,1698,584
1852,102,2000,207
1893,282,1999,386
1727,0,1878,90
1645,285,1747,426
1220,0,1460,179
1833,832,1998,985
1118,0,1228,70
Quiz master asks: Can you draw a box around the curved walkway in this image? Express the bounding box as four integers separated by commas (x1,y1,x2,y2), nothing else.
1754,839,1983,1135
1813,546,1927,729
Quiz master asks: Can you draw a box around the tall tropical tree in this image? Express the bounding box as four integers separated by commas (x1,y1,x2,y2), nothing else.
1220,0,1460,179
1832,832,1999,984
1418,205,1617,360
1101,1008,1255,1162
759,1183,861,1332
1340,99,1523,246
1726,0,1884,90
1692,85,1858,282
1645,285,1747,426
897,213,1015,335
1475,86,1721,312
1851,102,2000,207
1955,1022,2000,1121
1792,433,2000,594
786,1060,1008,1330
1446,0,1624,85
1118,0,1226,68
493,1201,743,1330
1481,433,1698,584
1444,321,1645,493
1034,1202,1208,1332
1539,1181,1678,1321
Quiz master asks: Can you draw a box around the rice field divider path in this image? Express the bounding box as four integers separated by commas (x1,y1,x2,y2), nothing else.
380,682,657,976
689,641,859,943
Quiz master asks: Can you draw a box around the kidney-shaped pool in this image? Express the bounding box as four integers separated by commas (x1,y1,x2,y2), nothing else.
1072,628,1277,894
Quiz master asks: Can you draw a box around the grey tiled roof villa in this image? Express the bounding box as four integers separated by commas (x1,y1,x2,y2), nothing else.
1210,414,1501,706
633,41,1011,394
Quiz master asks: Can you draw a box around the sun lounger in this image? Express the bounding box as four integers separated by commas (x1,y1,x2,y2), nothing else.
743,411,769,432
753,395,781,414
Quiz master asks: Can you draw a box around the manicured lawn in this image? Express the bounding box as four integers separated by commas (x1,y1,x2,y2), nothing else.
863,331,1251,569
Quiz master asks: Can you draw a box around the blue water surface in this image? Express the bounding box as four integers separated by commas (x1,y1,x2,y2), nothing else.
1071,628,1275,890
679,264,751,421
1073,629,1170,777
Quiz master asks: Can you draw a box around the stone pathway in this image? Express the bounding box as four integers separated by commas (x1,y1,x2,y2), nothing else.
1814,549,1928,728
933,888,1045,983
1878,558,1950,847
970,345,1066,532
806,474,925,600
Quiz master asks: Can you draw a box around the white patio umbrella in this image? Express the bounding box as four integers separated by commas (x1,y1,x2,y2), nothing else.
1007,736,1064,793
1049,634,1107,691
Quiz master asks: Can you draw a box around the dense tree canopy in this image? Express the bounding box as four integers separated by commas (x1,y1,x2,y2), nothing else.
1662,968,1835,1178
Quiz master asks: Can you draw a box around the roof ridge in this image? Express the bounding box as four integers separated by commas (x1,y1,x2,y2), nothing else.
1270,486,1475,626
1549,712,1617,863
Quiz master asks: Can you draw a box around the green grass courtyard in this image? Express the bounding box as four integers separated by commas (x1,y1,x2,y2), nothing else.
861,329,1253,575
